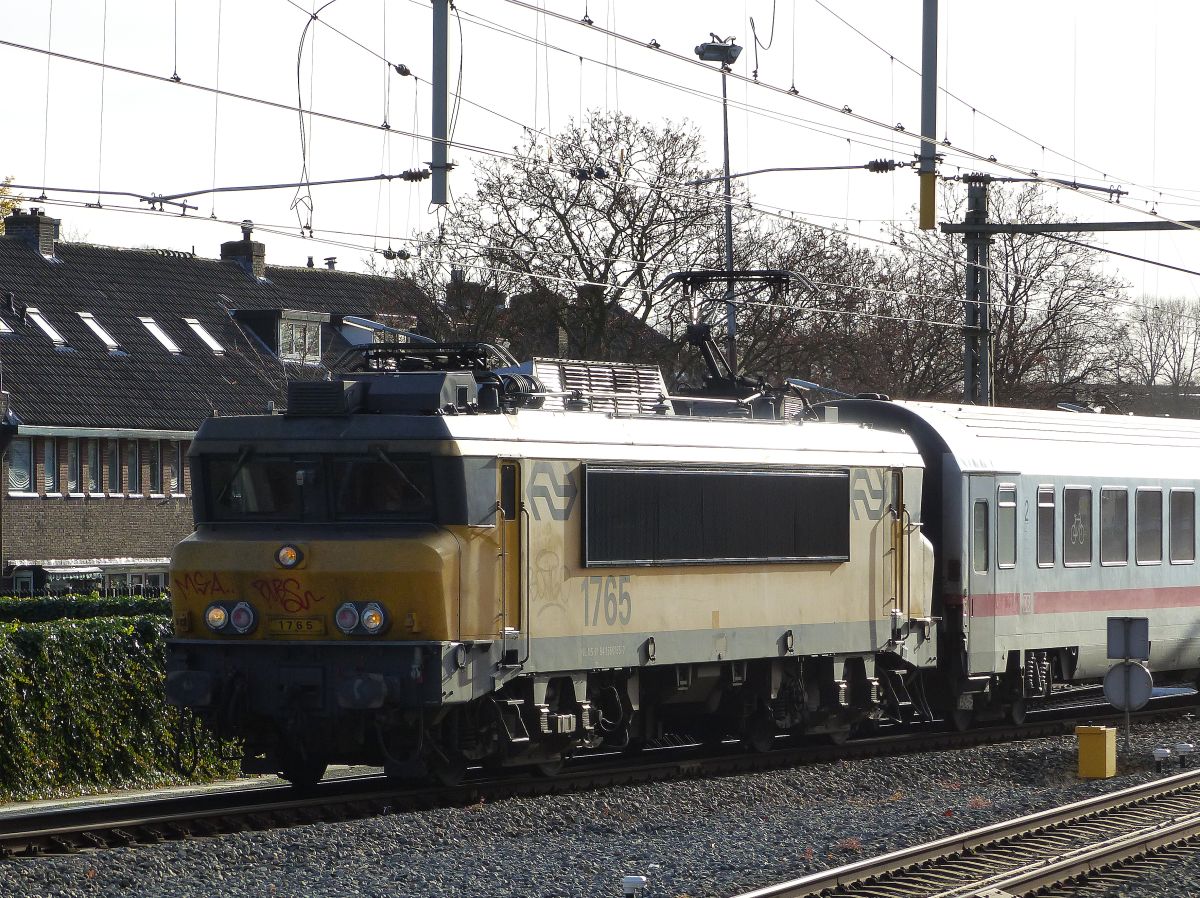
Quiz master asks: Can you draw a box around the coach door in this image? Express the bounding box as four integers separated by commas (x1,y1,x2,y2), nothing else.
499,461,523,636
966,475,998,675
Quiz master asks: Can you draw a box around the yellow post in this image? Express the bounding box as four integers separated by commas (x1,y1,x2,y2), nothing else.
919,172,937,230
1076,725,1117,779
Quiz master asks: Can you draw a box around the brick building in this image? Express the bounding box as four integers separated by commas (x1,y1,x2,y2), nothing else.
0,208,412,594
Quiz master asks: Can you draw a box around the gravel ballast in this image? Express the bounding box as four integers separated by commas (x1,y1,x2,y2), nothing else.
3,717,1200,898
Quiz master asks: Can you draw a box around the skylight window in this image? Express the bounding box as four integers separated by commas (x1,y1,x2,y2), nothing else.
77,312,122,351
139,316,182,354
183,317,225,355
0,318,11,334
27,308,67,346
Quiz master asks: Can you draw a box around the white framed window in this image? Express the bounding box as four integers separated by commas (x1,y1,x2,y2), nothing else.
43,438,59,493
279,319,321,364
27,308,68,346
1063,487,1093,567
7,437,32,493
997,485,1017,569
169,441,184,494
127,441,141,494
1170,489,1195,564
183,318,225,354
1136,488,1163,565
1100,488,1128,565
1037,486,1055,567
138,317,182,354
66,438,81,493
107,439,122,493
0,317,12,334
86,439,101,493
148,441,163,494
77,312,122,351
972,500,989,573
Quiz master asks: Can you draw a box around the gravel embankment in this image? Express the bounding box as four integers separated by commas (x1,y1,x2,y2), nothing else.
3,717,1200,898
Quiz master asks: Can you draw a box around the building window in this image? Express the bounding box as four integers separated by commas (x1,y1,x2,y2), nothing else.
1063,487,1093,566
86,440,101,493
183,318,225,354
7,437,32,492
27,308,68,346
972,500,989,573
279,319,322,364
138,316,183,354
1100,488,1128,565
127,441,141,494
1037,486,1055,567
997,486,1017,568
148,441,163,494
107,439,122,493
170,441,184,493
43,438,59,493
66,438,81,493
77,312,122,352
1136,488,1163,564
1170,490,1195,564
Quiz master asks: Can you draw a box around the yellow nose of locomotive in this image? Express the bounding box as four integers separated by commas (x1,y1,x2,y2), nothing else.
170,529,460,641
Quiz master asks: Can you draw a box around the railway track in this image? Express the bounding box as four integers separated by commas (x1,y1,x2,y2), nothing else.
733,766,1200,898
1,693,1195,858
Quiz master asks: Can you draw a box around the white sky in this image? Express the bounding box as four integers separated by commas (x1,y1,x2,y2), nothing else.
1,0,1197,299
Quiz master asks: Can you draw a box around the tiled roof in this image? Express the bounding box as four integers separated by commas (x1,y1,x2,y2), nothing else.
0,236,406,431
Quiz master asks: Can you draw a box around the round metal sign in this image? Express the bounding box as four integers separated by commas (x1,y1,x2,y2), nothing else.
1103,661,1153,712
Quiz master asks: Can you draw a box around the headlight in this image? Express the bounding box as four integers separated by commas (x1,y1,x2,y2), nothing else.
334,602,360,633
360,603,386,634
204,604,228,631
276,544,303,568
229,601,256,634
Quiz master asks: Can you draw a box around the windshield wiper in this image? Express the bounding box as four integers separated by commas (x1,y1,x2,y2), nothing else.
215,446,255,505
373,447,430,505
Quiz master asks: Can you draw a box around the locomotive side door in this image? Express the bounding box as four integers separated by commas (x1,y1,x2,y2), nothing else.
966,475,998,675
499,460,523,635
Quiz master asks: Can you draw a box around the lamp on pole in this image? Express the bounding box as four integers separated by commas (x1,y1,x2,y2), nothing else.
695,34,742,377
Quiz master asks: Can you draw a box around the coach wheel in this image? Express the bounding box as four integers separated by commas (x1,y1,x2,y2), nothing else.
535,759,565,778
744,711,777,754
431,754,468,787
825,728,852,746
950,706,974,732
1007,697,1028,727
277,751,328,789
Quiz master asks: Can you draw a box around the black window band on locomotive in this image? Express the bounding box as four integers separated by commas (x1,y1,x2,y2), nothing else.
582,465,851,567
203,451,435,523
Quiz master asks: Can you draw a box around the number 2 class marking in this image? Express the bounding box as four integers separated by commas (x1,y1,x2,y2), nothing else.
582,575,631,627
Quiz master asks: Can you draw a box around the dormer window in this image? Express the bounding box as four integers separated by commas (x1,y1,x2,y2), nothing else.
183,318,225,355
279,318,321,364
27,308,68,346
139,316,182,354
78,312,123,352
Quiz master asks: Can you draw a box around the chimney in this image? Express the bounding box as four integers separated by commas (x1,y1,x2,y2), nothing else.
306,256,314,268
324,256,337,270
220,219,266,279
3,207,60,257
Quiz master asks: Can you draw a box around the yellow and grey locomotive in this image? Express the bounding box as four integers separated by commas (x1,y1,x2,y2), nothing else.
167,343,937,785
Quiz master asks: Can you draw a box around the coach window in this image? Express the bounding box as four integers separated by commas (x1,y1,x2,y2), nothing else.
1100,488,1129,565
972,500,989,573
1135,488,1163,564
997,486,1017,568
1170,490,1195,564
1063,487,1093,566
1037,486,1055,567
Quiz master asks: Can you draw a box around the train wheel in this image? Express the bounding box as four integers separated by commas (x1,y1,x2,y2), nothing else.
743,712,777,754
277,751,327,789
1007,697,1028,726
431,755,468,787
950,707,974,732
535,759,564,777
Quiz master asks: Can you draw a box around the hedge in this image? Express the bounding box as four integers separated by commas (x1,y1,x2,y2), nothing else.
0,616,238,801
0,594,171,624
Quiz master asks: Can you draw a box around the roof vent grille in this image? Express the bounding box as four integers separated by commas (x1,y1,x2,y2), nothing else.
286,380,348,416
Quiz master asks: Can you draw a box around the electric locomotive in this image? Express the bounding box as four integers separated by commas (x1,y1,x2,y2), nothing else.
166,343,938,785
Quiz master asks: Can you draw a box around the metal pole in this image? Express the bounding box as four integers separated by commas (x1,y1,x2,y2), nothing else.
962,175,992,405
918,0,938,229
431,0,449,205
721,68,736,376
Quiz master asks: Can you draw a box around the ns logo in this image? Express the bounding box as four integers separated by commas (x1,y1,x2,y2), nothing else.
526,461,579,521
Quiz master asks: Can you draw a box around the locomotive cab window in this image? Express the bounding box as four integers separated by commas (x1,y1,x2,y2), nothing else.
1170,489,1195,564
331,453,433,521
1037,486,1055,567
971,500,989,573
1063,487,1093,567
997,486,1016,569
1136,488,1163,565
1100,488,1129,565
